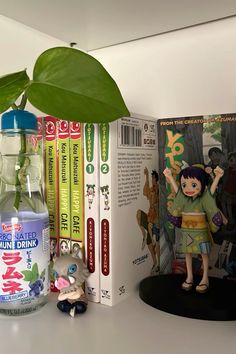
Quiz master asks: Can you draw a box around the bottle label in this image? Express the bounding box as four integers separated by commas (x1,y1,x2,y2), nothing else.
0,218,50,305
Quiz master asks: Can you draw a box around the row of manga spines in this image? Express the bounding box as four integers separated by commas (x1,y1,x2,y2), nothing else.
84,119,160,306
38,116,160,306
36,117,84,291
36,117,100,301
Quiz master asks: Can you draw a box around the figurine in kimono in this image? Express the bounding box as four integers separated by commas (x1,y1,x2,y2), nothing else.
163,164,224,293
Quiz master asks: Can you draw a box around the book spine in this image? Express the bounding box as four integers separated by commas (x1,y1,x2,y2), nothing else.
69,122,84,258
99,117,159,306
36,117,44,197
84,123,100,302
99,123,113,306
58,120,71,255
44,116,59,291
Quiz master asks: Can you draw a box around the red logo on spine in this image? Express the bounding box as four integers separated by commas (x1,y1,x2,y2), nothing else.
101,219,109,276
46,121,55,135
58,120,69,138
45,117,57,141
70,122,81,139
2,224,22,232
87,218,95,273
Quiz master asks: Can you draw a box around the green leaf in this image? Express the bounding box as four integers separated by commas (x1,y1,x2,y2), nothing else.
21,270,33,282
0,70,30,113
26,47,130,123
32,263,39,281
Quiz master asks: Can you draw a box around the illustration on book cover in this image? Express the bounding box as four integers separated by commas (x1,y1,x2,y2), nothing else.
100,185,110,210
136,167,160,276
85,184,95,209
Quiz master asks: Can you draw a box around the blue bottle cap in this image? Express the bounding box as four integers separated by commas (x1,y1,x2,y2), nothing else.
0,110,37,132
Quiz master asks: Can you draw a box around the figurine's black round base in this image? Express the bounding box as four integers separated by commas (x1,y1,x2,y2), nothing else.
139,274,236,321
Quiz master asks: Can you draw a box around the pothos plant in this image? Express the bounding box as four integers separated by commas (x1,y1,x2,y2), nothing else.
0,46,130,210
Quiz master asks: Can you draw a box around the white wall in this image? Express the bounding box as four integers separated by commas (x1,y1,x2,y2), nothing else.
90,17,236,119
1,15,236,119
0,15,67,115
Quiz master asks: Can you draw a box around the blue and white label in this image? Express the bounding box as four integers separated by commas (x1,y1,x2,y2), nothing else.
0,219,50,304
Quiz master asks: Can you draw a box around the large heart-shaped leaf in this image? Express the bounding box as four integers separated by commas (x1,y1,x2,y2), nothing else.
0,70,30,113
26,47,130,122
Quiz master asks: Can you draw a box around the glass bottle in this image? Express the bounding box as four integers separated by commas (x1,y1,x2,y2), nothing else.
0,110,50,315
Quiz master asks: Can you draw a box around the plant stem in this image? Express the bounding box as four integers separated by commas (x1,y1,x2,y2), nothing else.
19,94,27,110
14,134,26,211
11,94,27,111
11,103,18,110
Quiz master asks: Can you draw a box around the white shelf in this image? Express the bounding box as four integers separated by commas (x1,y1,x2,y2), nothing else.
0,292,235,354
1,1,236,50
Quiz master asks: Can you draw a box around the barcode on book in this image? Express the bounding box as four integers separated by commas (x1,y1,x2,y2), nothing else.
120,125,142,146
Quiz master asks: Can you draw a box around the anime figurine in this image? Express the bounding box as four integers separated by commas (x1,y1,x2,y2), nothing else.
136,167,160,275
163,164,224,293
53,252,89,317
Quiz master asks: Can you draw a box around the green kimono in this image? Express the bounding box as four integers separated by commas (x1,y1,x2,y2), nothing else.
168,188,222,254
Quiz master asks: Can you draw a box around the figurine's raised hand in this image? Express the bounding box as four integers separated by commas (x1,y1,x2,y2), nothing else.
163,167,172,179
163,167,178,193
144,167,148,176
210,166,224,194
214,166,224,178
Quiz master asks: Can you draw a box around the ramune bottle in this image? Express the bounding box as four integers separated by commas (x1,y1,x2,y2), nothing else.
0,110,50,315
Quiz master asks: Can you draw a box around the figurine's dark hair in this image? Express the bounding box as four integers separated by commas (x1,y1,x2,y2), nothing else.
151,170,159,182
179,166,209,195
208,147,223,158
